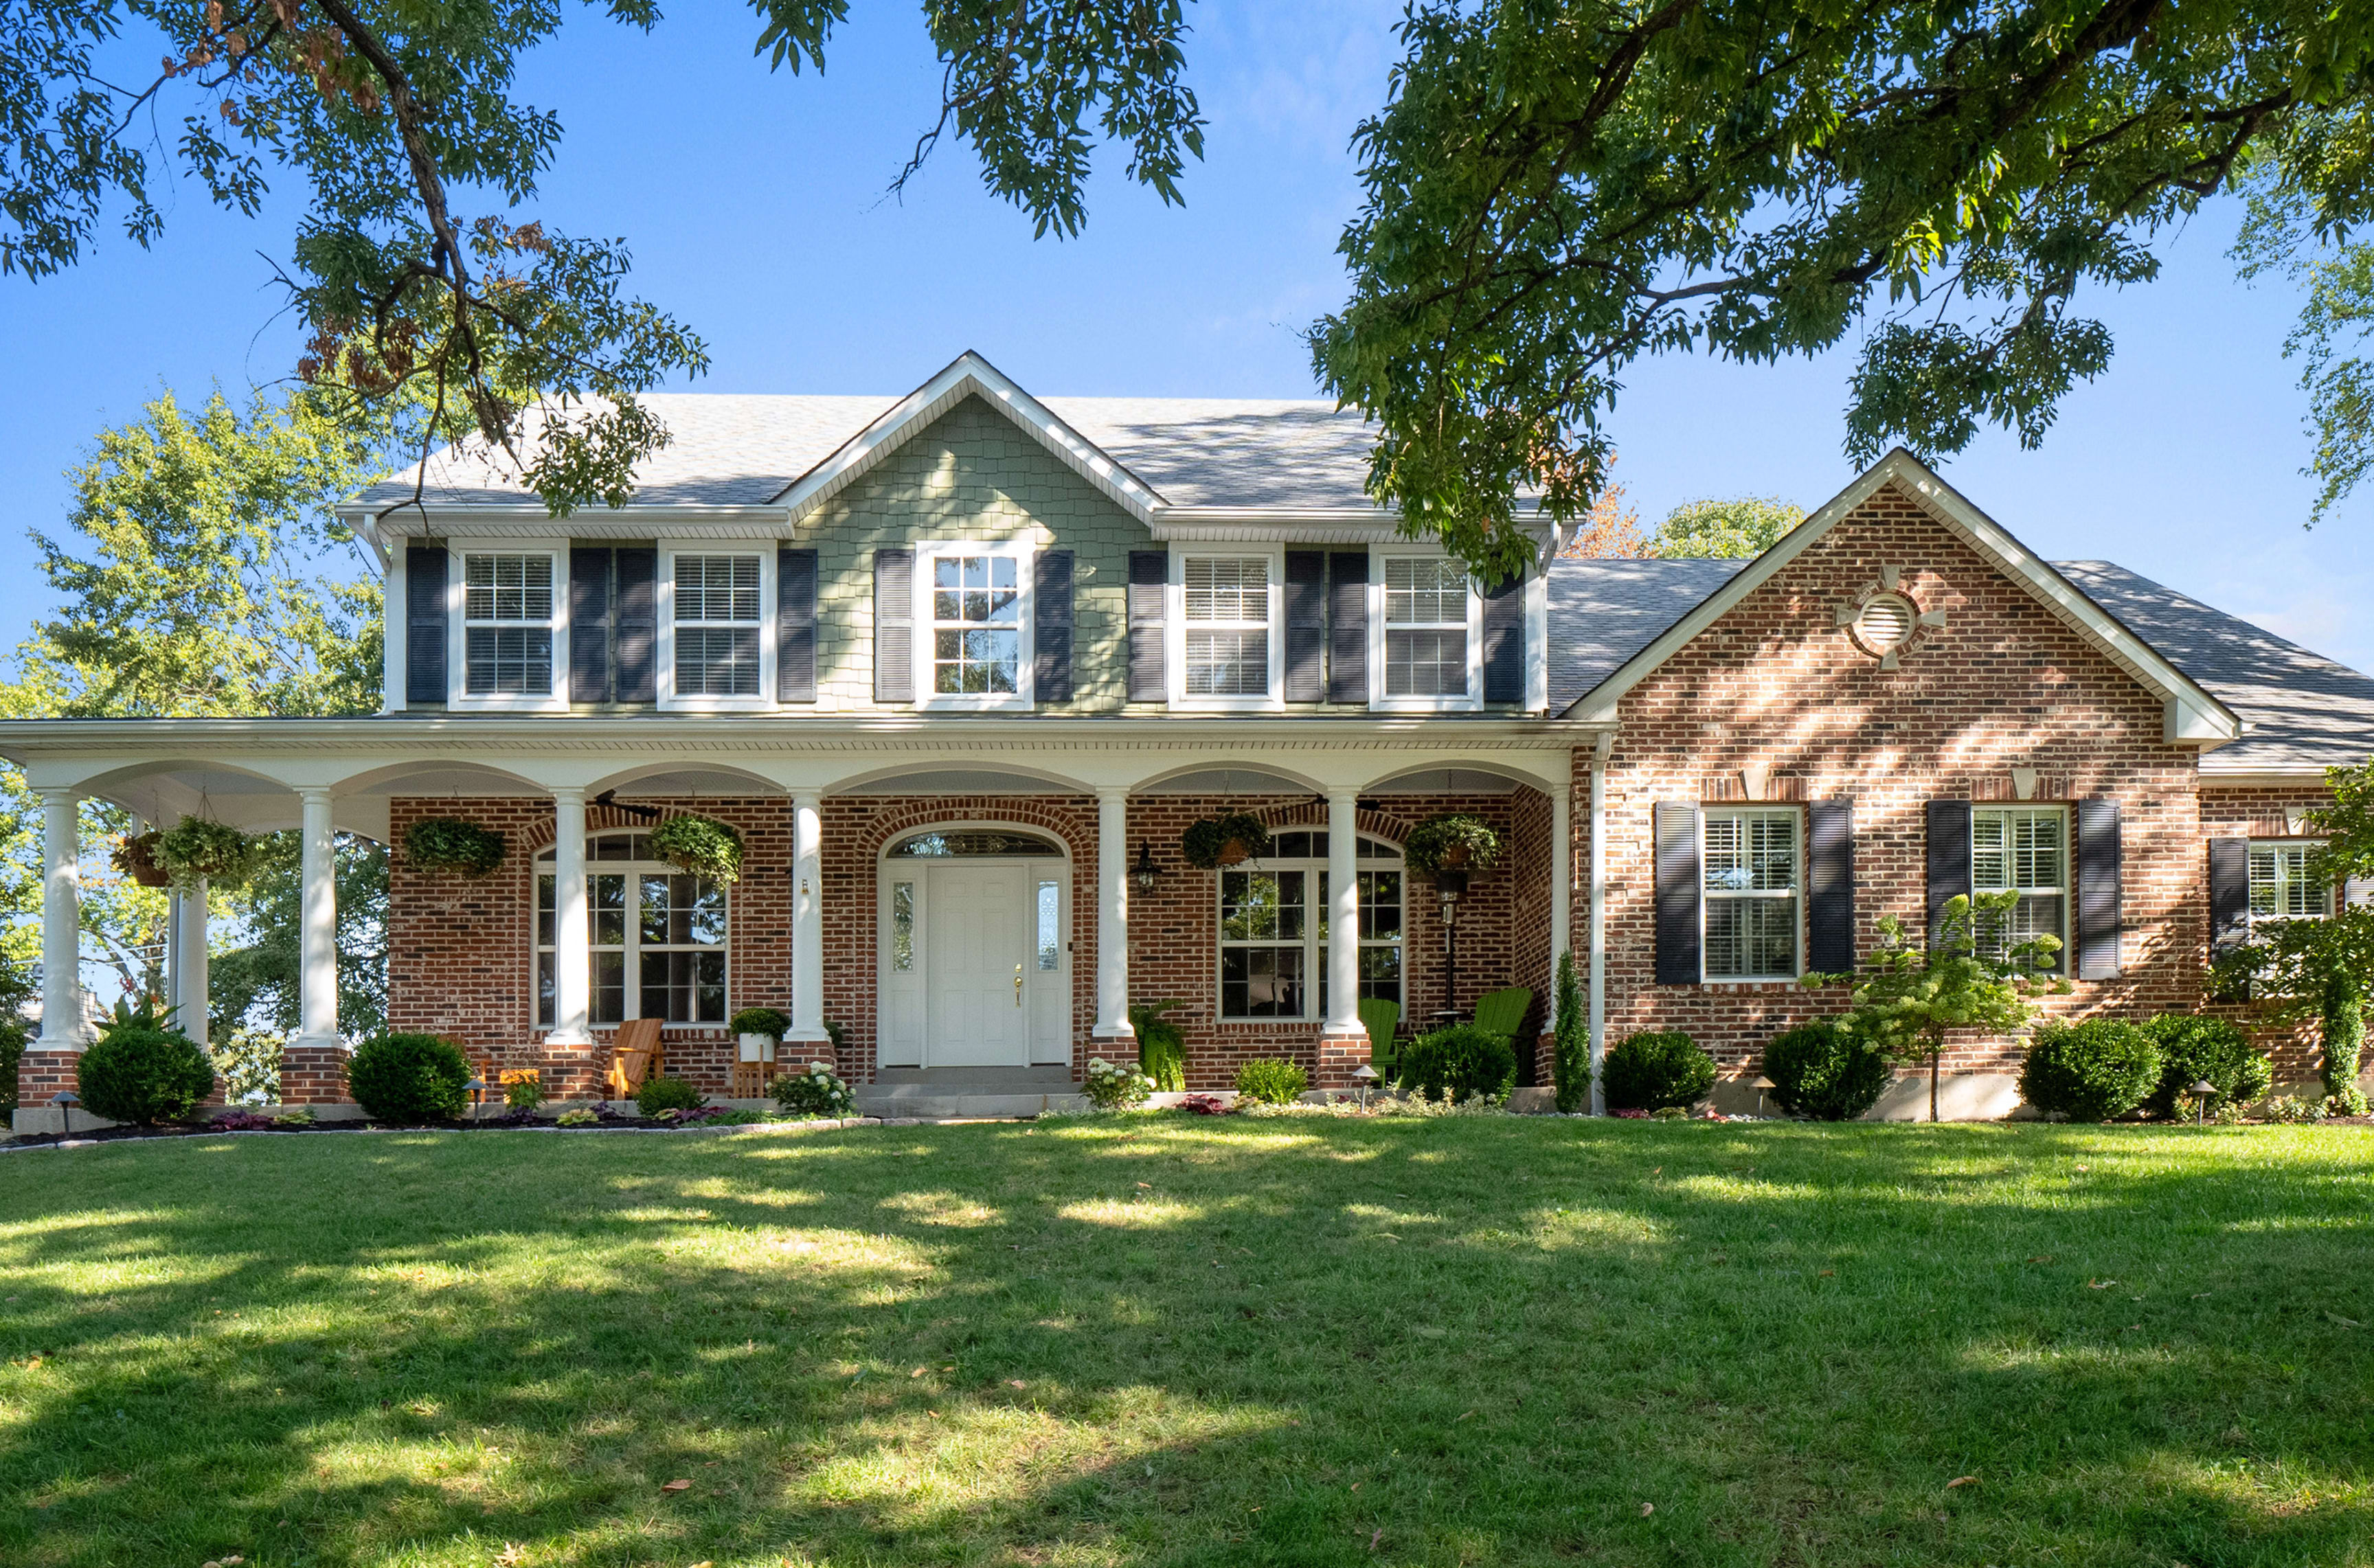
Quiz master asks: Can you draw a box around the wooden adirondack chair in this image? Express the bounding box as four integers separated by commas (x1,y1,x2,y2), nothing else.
1358,997,1402,1082
604,1016,665,1100
1472,986,1533,1044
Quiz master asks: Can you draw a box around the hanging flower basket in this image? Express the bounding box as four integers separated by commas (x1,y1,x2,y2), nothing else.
1181,812,1274,870
403,816,508,878
650,813,745,883
152,817,256,891
1403,814,1503,878
111,832,172,888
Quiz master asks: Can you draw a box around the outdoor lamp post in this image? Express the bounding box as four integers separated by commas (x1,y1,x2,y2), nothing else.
1752,1075,1776,1118
50,1091,78,1137
1436,868,1468,1023
1350,1061,1379,1111
2191,1078,2219,1126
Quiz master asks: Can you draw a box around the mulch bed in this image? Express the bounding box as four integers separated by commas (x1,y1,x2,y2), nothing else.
1,1111,871,1151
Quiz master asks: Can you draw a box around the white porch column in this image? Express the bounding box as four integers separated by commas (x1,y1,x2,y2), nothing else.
1323,790,1363,1036
547,788,593,1045
1092,787,1133,1039
34,789,85,1051
1548,784,1572,1032
1587,738,1610,1116
293,788,339,1049
789,792,828,1044
174,877,210,1047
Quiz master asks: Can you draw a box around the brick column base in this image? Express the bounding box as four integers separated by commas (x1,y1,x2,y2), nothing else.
538,1041,606,1101
280,1044,353,1106
15,1048,81,1106
1314,1032,1372,1090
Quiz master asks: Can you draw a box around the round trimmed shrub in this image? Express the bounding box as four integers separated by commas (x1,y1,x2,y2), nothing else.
2018,1019,2162,1122
1763,1019,1891,1121
1233,1058,1308,1105
346,1033,473,1123
1601,1030,1717,1111
1393,1023,1518,1102
635,1075,704,1117
78,1023,214,1124
2139,1014,2273,1120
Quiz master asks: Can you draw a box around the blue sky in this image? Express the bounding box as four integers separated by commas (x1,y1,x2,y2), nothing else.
2,1,2368,670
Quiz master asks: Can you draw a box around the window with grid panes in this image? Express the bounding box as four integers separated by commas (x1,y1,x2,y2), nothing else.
1702,808,1799,979
535,832,727,1026
462,553,556,695
1217,830,1403,1018
2250,841,2331,919
1383,558,1470,697
1971,806,2067,970
930,554,1021,695
672,554,762,696
1183,557,1270,696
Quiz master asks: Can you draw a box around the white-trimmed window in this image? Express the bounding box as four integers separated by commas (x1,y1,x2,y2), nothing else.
670,553,764,699
1370,552,1481,711
460,550,559,701
536,832,727,1027
913,541,1032,708
1703,807,1799,979
1973,806,2067,970
1182,555,1274,702
1217,830,1403,1019
2250,841,2331,919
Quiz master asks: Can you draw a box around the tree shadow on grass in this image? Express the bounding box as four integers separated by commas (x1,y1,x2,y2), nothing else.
0,1118,2368,1566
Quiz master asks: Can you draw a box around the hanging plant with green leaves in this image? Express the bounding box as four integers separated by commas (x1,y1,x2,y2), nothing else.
403,816,508,878
152,817,255,891
1180,812,1273,870
1403,814,1503,878
650,813,745,883
111,832,172,888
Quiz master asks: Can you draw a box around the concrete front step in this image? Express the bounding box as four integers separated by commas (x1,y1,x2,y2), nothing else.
853,1089,1087,1119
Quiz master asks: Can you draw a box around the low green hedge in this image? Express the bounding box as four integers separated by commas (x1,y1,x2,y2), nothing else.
2018,1019,2162,1122
2138,1014,2272,1119
1601,1030,1717,1111
78,1019,215,1125
346,1033,473,1123
1392,1023,1518,1102
1763,1019,1890,1121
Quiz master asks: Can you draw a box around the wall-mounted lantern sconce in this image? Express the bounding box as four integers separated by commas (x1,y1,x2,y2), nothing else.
1131,842,1162,893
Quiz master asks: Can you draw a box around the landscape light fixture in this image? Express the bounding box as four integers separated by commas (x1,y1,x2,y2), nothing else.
1350,1061,1379,1111
1752,1075,1776,1118
49,1091,78,1137
466,1078,486,1122
2191,1078,2219,1126
1131,841,1162,893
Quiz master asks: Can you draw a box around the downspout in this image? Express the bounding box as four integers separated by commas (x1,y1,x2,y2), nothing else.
1588,729,1612,1115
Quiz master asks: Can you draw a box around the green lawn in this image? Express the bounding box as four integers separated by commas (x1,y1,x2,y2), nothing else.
0,1119,2369,1567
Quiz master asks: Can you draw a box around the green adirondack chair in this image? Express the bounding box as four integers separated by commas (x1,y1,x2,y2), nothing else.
1472,986,1533,1043
1358,997,1402,1080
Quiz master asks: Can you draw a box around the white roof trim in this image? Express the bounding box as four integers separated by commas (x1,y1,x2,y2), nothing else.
1559,448,2242,746
769,350,1168,525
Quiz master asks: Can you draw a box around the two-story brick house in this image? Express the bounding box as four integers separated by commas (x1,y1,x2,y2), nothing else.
8,350,2372,1124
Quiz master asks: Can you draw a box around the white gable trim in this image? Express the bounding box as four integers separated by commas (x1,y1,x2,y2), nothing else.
769,350,1168,524
1559,449,2241,747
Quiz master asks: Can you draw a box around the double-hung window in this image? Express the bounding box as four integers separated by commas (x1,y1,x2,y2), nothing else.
461,552,558,699
912,543,1031,707
536,832,727,1027
1381,557,1472,701
1217,830,1404,1019
1702,808,1799,979
1972,806,2067,970
670,554,763,699
1182,556,1273,701
2250,841,2331,920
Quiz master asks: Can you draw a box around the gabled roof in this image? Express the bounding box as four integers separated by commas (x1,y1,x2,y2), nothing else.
1553,450,2242,748
1546,556,1751,711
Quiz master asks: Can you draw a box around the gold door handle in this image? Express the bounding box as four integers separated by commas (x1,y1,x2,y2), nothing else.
1014,964,1024,1006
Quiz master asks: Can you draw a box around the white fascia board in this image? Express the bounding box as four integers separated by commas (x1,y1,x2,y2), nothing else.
771,350,1167,525
2197,764,2340,786
1560,449,2243,746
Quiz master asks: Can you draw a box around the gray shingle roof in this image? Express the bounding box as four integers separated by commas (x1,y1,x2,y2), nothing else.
1546,555,1751,710
355,392,1384,512
2053,561,2374,775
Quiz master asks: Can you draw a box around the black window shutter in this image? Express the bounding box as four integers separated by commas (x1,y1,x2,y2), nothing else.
1127,549,1166,702
1807,797,1855,974
874,548,915,702
569,547,612,703
1925,799,1974,948
1035,549,1074,704
778,547,817,703
1328,552,1368,703
1283,550,1326,702
404,545,448,704
2208,837,2250,1001
1654,801,1702,985
2075,799,2123,980
1482,569,1524,703
613,547,657,703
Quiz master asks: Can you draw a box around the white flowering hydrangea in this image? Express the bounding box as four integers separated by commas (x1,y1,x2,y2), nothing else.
1082,1056,1155,1110
773,1059,855,1117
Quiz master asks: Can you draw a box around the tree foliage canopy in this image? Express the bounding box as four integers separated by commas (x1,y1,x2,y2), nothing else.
1654,496,1806,558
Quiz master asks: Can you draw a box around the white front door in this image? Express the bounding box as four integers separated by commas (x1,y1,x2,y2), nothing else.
926,863,1030,1067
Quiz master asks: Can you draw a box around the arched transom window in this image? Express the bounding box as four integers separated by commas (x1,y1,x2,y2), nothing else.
535,830,727,1026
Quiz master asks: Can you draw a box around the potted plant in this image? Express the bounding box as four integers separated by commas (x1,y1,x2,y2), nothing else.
403,815,508,878
1403,814,1503,879
111,831,172,888
650,813,744,883
152,816,256,891
1180,811,1273,870
730,1005,791,1067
